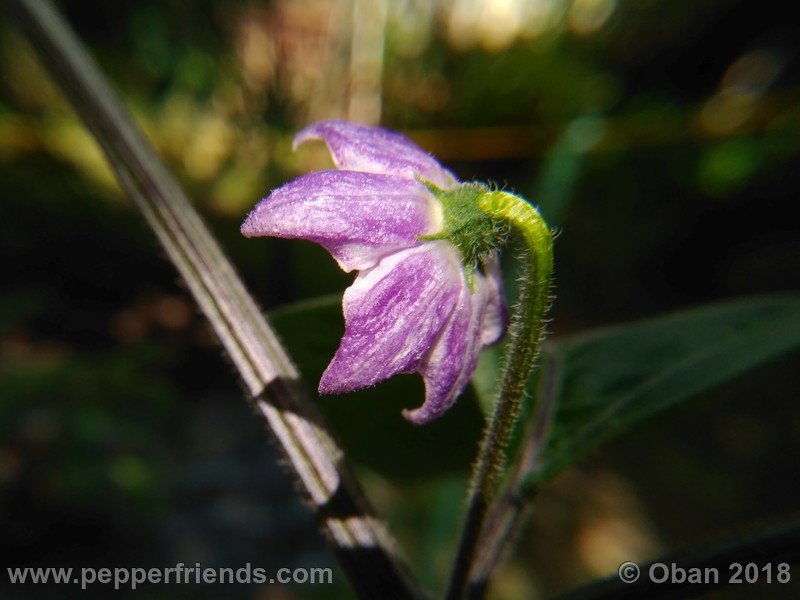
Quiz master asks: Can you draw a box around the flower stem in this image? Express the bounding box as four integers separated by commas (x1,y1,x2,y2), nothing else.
467,354,560,598
7,0,423,597
446,192,554,600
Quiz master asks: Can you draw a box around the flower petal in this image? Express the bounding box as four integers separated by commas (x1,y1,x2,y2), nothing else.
319,243,462,394
241,170,440,272
479,254,508,346
403,261,504,425
294,120,457,189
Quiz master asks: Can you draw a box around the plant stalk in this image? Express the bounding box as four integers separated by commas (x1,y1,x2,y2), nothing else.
467,353,560,598
446,192,553,600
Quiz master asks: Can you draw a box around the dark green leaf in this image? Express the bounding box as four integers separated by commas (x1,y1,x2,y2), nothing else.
532,294,800,482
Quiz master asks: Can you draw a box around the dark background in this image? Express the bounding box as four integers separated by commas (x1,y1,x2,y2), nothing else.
1,0,798,598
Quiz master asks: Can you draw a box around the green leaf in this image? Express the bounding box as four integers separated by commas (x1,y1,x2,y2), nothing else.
268,296,484,480
532,294,800,483
533,115,606,225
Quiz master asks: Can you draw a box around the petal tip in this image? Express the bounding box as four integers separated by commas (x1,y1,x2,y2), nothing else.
240,215,257,237
318,363,362,395
293,120,346,150
402,382,460,425
401,404,443,425
317,372,339,395
292,126,317,151
240,203,272,238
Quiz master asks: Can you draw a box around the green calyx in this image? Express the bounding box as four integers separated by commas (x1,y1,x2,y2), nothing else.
420,181,510,277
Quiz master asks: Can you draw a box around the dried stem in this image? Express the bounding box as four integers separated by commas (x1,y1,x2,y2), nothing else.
5,0,423,597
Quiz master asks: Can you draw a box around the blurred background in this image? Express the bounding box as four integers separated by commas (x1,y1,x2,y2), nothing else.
1,0,799,598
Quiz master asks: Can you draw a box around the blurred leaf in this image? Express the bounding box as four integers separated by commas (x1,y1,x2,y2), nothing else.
269,296,484,480
0,289,46,333
532,294,800,483
698,138,761,198
416,476,468,590
533,115,607,225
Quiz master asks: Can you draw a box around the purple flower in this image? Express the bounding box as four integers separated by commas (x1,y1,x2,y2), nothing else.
242,121,507,424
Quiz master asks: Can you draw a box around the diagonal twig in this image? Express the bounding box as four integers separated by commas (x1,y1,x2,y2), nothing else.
4,0,424,597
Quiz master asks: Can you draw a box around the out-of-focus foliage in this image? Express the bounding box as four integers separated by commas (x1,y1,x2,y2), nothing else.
533,294,800,483
2,0,799,598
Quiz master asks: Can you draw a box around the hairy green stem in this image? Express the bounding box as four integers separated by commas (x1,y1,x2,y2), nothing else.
467,353,560,598
446,192,553,600
5,0,423,597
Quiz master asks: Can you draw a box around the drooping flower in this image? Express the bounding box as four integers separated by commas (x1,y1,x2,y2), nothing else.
241,120,508,424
